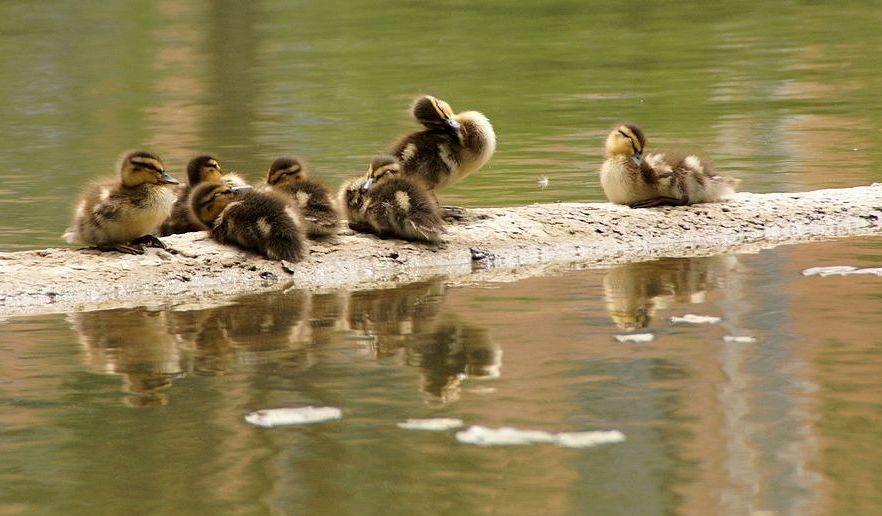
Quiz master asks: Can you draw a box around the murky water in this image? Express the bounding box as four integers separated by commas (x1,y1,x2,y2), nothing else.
1,237,881,515
2,1,882,514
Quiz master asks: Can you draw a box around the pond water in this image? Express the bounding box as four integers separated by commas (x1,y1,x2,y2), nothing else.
2,1,882,515
2,237,882,514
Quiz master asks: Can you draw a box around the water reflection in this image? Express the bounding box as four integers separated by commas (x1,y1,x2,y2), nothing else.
603,255,738,330
68,279,501,405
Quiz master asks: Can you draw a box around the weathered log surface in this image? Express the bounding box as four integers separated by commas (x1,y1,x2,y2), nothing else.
2,185,882,317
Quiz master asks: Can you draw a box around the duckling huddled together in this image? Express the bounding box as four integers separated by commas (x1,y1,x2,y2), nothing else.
63,95,739,264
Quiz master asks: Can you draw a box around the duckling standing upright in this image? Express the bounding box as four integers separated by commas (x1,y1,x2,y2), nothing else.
600,124,737,208
159,155,248,236
63,151,179,254
388,95,496,207
190,182,306,262
265,157,339,238
360,155,445,243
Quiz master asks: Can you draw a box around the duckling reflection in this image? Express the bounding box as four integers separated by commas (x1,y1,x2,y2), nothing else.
213,289,309,356
406,316,502,403
347,279,447,358
69,308,192,406
603,255,738,331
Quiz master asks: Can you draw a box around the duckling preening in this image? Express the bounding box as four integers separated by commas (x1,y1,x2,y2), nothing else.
336,174,372,233
361,155,445,243
265,157,339,238
159,155,249,236
63,150,179,254
190,182,306,262
600,124,738,208
388,95,496,216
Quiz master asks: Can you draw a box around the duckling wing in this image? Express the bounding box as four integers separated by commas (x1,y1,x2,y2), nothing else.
390,130,461,189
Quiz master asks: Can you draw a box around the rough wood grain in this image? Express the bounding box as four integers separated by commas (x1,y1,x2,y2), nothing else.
2,185,881,317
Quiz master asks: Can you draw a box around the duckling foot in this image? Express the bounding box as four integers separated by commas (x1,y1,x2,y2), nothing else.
131,234,168,249
629,197,687,209
98,244,146,255
442,206,467,221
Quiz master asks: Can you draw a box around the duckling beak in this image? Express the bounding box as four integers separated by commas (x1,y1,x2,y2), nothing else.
159,172,180,185
445,118,461,137
631,152,643,166
230,185,252,195
361,178,375,191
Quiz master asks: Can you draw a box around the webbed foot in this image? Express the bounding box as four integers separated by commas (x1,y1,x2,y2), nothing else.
132,234,168,249
629,197,687,209
98,244,145,255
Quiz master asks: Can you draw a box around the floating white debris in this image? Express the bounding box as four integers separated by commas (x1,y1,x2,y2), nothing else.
614,333,655,343
537,177,550,189
723,335,757,343
670,314,721,324
456,426,556,446
244,406,342,428
456,425,626,449
801,266,858,277
555,430,626,448
397,418,465,431
802,266,882,277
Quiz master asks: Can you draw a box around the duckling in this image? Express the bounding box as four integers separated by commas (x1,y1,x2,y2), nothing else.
336,174,373,233
159,155,249,236
361,155,445,243
63,150,180,254
600,124,738,208
190,182,306,262
388,94,496,194
265,157,339,238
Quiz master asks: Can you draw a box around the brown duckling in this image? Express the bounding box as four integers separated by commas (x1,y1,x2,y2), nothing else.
361,155,445,243
388,94,496,193
265,157,339,238
600,124,738,208
159,155,249,236
336,174,372,233
63,150,179,254
190,182,306,262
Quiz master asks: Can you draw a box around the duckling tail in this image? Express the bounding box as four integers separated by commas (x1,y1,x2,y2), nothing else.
62,228,78,244
265,228,306,262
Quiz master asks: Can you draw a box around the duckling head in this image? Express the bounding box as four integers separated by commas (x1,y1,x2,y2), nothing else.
362,155,401,190
186,155,223,187
120,151,179,188
412,95,460,137
605,124,646,165
266,157,308,186
190,182,251,226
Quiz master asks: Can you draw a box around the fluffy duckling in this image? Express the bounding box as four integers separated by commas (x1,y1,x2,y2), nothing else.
336,174,372,233
389,95,496,192
190,182,306,262
600,124,738,208
361,155,445,243
265,157,339,238
63,151,179,254
159,155,249,236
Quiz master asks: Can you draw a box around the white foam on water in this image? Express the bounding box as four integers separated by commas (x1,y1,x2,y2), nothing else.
397,418,465,431
670,314,721,325
723,335,757,343
614,333,654,343
801,266,859,277
456,425,626,449
244,406,342,428
456,426,556,446
555,430,627,448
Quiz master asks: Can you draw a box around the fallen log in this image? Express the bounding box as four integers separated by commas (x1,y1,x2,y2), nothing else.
2,185,881,317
